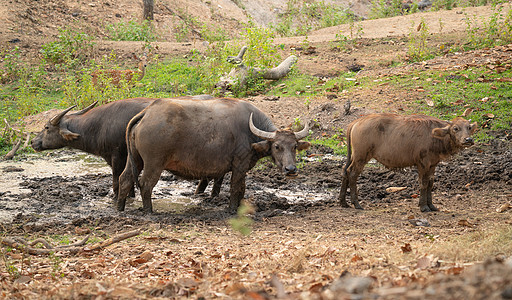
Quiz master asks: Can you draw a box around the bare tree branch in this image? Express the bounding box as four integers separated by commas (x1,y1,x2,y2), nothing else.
1,230,141,255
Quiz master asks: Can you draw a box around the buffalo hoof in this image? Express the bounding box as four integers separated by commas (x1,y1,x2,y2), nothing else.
339,200,350,208
420,205,432,212
354,205,364,210
428,204,439,211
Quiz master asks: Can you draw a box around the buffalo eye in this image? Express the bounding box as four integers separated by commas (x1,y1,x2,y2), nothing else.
274,144,280,150
453,126,459,132
45,125,49,130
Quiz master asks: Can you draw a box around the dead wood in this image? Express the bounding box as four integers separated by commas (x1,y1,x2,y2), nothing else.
216,46,297,95
3,138,22,160
2,119,30,160
1,230,141,255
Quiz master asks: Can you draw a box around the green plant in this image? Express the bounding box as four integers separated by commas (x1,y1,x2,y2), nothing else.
332,18,364,51
48,252,64,278
369,0,404,19
464,5,512,49
106,19,157,42
40,27,95,68
0,46,22,83
407,18,433,62
272,0,354,37
172,9,202,42
309,131,347,156
228,202,254,236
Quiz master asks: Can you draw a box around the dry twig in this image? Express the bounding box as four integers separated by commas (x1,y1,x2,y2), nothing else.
1,230,141,255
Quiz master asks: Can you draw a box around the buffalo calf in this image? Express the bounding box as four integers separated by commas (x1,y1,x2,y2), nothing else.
339,113,477,212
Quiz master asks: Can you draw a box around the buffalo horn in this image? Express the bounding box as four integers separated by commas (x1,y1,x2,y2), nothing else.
50,105,77,126
294,121,309,140
249,113,276,141
72,101,98,115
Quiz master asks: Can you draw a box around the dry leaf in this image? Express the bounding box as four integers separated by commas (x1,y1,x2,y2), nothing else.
401,243,412,253
408,219,430,227
139,251,154,262
415,256,431,269
351,254,363,262
445,266,464,275
309,282,324,293
461,108,474,117
245,291,267,300
426,99,434,107
386,187,407,193
458,219,473,227
110,286,136,298
74,227,91,235
496,203,511,213
14,275,31,284
483,113,495,119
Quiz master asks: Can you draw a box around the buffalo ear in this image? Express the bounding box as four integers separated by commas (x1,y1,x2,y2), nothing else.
432,125,450,139
469,122,477,134
60,128,80,141
297,141,311,151
251,141,271,154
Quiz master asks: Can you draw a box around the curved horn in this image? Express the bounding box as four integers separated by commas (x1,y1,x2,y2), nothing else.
294,121,309,140
50,105,77,126
249,113,276,141
72,101,98,115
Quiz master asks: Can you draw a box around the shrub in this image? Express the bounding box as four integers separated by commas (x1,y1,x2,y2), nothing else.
106,19,157,42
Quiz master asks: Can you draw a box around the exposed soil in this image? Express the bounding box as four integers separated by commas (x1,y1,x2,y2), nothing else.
2,1,512,299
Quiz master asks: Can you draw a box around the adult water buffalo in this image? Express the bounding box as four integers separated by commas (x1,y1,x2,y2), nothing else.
339,113,477,212
117,97,311,213
31,98,156,200
31,96,221,201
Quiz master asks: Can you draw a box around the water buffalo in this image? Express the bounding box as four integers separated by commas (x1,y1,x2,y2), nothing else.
339,113,477,212
117,97,311,213
31,96,224,201
31,98,156,200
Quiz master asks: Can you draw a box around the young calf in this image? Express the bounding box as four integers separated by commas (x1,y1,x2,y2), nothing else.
339,113,477,212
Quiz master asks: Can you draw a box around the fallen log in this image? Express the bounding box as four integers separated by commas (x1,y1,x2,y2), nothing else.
216,46,297,95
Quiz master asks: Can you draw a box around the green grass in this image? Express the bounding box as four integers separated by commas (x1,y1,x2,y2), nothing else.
386,67,512,137
106,19,157,42
308,132,348,156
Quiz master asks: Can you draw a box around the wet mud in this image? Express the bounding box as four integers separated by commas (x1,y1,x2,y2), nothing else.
1,132,511,235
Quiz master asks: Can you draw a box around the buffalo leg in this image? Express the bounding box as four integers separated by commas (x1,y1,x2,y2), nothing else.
195,179,209,194
118,163,134,211
229,171,246,212
112,156,135,201
211,175,225,198
339,172,350,207
138,165,163,213
117,153,143,211
346,162,364,210
418,166,437,212
426,167,438,211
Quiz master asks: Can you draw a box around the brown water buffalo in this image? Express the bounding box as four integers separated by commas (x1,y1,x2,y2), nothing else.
31,98,156,200
339,113,477,212
117,97,311,213
31,96,221,201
